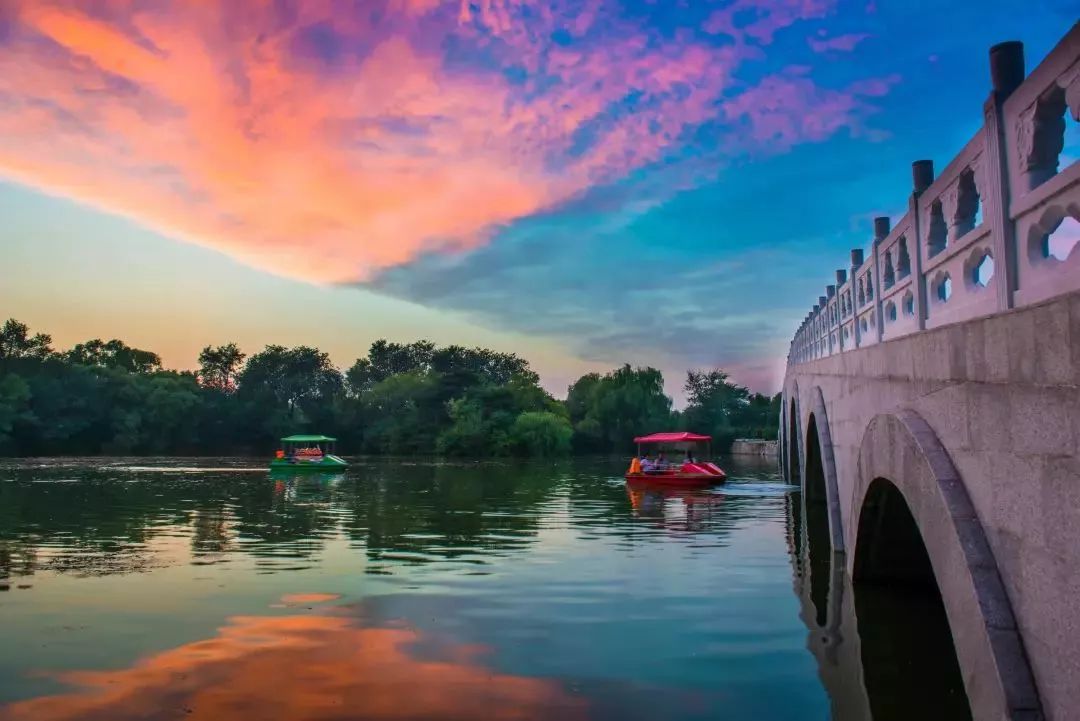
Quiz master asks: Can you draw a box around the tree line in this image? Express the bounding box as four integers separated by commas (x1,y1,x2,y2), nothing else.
0,318,779,457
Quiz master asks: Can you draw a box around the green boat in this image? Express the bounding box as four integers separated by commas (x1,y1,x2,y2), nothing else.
269,435,348,472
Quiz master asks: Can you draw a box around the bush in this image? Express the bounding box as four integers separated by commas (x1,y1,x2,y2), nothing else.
509,411,572,456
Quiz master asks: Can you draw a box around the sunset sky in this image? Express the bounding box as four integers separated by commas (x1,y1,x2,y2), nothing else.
0,0,1076,399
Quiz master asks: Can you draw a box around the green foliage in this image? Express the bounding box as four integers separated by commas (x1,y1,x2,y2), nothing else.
565,372,600,423
682,369,780,450
0,374,33,449
198,343,246,392
509,411,572,456
347,340,539,396
0,318,781,458
437,397,507,457
66,339,162,374
567,365,675,452
236,345,344,444
0,318,53,368
435,382,555,456
363,372,440,454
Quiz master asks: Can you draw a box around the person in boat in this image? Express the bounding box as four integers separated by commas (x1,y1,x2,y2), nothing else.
656,452,667,470
640,452,656,472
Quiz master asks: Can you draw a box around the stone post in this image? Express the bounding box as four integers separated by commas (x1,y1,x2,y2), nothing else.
873,216,889,342
820,293,829,354
910,160,934,330
802,316,809,362
818,296,828,356
913,160,934,195
801,315,808,363
983,40,1024,310
850,249,864,347
835,270,848,350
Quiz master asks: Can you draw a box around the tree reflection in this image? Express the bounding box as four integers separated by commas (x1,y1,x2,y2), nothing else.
0,460,574,580
336,461,564,569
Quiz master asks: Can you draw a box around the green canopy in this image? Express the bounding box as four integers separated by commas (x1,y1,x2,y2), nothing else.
281,434,336,443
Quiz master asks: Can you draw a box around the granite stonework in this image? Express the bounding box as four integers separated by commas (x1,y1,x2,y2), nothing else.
781,24,1080,721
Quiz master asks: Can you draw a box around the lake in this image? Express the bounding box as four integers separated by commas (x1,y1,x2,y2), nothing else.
0,456,964,720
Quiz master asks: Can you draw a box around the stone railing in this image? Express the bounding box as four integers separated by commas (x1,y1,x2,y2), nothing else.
789,22,1080,366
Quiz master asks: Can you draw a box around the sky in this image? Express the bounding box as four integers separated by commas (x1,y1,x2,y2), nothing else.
0,0,1076,401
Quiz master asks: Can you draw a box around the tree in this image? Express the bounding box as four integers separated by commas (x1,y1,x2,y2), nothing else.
0,319,53,367
345,357,376,396
436,396,504,457
362,372,439,454
566,373,600,424
682,369,778,449
0,320,778,459
66,339,162,374
237,345,344,427
0,374,32,449
139,373,203,452
198,343,246,392
347,340,435,396
509,411,572,456
431,345,538,385
567,365,674,452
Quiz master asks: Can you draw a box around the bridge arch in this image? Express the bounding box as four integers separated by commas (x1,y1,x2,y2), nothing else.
782,380,800,483
804,387,844,553
851,409,1042,721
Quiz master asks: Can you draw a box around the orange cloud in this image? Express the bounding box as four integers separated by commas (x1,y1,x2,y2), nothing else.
0,1,744,283
0,613,587,721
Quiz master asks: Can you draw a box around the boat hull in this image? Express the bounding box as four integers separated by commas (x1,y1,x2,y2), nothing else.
625,471,726,486
270,454,348,472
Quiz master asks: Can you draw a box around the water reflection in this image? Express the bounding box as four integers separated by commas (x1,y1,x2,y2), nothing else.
0,460,567,579
0,454,973,720
785,492,872,720
625,482,728,533
0,600,587,721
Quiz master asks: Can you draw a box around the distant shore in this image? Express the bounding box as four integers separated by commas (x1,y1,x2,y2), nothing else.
729,439,779,457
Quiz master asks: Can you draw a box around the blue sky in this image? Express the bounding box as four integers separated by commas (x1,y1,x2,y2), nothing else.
0,0,1076,399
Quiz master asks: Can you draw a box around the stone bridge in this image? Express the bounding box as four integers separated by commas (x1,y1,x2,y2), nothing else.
780,24,1080,721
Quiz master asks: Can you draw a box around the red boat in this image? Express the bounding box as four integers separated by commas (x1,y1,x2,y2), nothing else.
625,432,727,486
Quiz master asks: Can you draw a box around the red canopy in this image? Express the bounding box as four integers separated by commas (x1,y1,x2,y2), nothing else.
633,432,712,444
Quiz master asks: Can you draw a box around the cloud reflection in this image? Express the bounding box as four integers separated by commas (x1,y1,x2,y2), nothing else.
0,611,586,721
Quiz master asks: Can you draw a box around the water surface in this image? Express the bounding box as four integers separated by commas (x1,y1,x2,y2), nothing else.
0,456,927,720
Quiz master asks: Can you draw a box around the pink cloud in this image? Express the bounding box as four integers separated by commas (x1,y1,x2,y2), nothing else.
704,0,834,44
0,0,891,284
721,67,900,151
808,32,870,53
